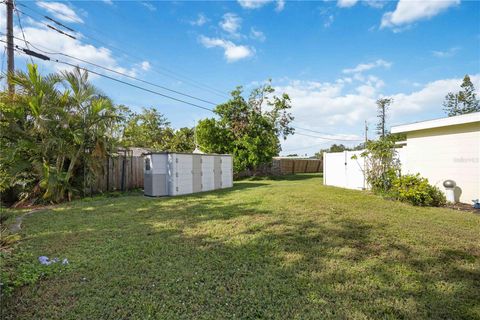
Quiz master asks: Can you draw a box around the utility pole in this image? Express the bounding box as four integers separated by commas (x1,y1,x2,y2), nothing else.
364,120,368,145
6,0,15,94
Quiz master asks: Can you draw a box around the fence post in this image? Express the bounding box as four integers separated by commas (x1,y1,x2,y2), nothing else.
121,150,126,191
106,157,110,192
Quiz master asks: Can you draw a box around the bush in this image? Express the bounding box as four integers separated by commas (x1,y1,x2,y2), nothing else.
390,174,446,207
359,137,401,194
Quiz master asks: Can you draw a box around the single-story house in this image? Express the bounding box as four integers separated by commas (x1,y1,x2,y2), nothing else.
391,112,480,203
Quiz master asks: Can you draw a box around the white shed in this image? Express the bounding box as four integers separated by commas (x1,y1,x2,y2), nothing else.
391,112,480,203
143,152,233,196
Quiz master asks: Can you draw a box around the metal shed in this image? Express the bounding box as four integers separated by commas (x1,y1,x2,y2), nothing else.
143,152,233,196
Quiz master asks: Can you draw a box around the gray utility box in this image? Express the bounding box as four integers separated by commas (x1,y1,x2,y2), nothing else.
143,152,233,197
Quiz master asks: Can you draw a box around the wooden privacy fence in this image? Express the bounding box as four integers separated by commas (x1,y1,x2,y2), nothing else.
92,155,144,192
236,158,323,178
272,158,323,175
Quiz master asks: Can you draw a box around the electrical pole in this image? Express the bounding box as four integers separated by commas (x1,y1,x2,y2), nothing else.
364,120,368,145
6,0,15,94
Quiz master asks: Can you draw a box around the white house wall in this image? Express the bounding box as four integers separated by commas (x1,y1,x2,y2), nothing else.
323,122,479,203
402,122,480,203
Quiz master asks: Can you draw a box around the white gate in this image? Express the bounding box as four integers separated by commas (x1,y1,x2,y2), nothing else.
323,151,366,190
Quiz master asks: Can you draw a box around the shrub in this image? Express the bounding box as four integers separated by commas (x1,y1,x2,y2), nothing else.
390,174,446,207
357,137,401,193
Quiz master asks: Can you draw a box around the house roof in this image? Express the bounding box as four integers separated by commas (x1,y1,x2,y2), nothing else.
391,112,480,134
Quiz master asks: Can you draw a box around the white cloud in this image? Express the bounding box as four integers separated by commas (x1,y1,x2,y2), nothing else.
139,61,151,71
140,1,157,12
5,19,143,79
275,72,480,156
237,0,285,11
337,0,358,8
250,27,266,41
432,46,460,58
0,6,5,31
342,59,392,74
102,0,113,5
276,0,285,12
190,13,208,26
324,15,334,28
390,75,480,116
36,1,84,24
199,36,254,62
364,0,386,9
238,0,272,9
381,0,460,28
219,13,242,35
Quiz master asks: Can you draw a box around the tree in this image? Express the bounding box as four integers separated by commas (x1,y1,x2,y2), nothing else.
314,143,364,160
443,75,480,116
166,127,195,152
357,136,401,193
0,64,121,204
376,98,393,138
196,82,294,172
121,107,173,149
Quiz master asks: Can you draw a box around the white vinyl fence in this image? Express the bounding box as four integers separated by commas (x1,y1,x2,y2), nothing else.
323,149,406,190
323,151,366,190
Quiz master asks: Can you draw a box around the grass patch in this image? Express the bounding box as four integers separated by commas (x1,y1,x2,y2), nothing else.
2,174,479,319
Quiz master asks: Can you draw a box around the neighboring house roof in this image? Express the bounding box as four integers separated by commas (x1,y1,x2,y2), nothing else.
391,112,480,134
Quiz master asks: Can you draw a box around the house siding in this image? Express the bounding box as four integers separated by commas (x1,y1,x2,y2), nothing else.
402,122,480,203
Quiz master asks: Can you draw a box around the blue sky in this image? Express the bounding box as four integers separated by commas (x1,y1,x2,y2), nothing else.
1,0,479,155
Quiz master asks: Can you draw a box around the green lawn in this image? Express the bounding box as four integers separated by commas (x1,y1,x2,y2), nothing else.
2,174,479,319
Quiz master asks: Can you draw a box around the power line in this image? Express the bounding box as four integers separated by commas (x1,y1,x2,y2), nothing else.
290,125,346,136
13,0,33,65
282,142,331,153
292,131,363,142
14,7,77,40
2,33,221,106
10,43,215,113
7,41,365,142
15,0,231,99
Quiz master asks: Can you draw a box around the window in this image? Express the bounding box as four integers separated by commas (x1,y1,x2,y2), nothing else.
145,158,151,171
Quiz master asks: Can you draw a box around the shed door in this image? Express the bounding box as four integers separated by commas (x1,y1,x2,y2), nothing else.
213,156,222,189
201,156,214,191
192,154,202,193
221,156,233,188
175,154,193,195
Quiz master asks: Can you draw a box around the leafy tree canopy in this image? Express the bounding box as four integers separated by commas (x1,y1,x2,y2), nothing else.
196,82,294,172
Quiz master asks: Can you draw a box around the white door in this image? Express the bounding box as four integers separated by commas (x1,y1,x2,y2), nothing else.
201,156,215,191
174,154,193,195
221,156,233,188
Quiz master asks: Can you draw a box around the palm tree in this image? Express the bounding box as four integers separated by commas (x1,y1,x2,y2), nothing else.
1,64,120,204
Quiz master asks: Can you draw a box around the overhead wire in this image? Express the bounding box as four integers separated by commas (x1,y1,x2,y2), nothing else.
292,131,363,142
8,42,215,113
13,1,34,65
1,33,221,106
7,41,364,144
4,4,365,144
15,0,231,99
